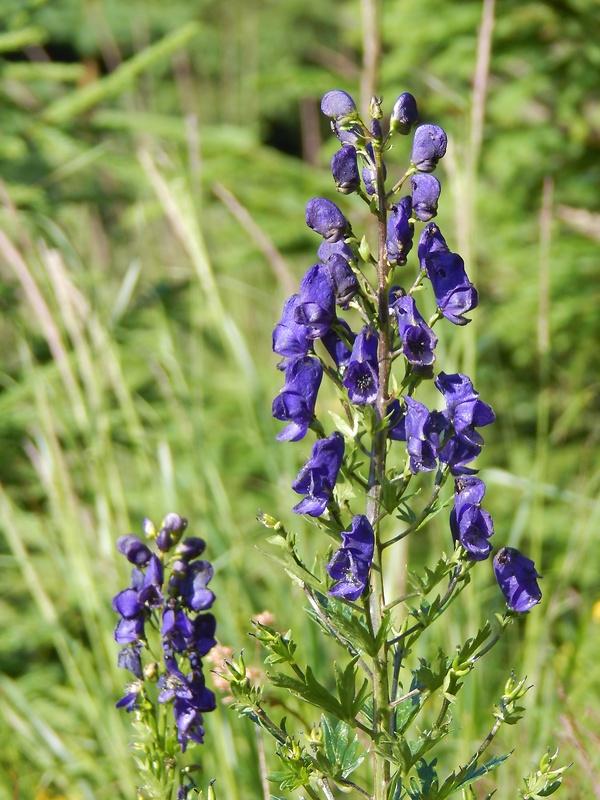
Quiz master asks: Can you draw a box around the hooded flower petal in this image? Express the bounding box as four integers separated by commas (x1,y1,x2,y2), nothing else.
411,173,441,222
321,90,357,119
273,295,312,357
411,124,447,172
386,197,414,267
326,515,374,601
331,145,360,194
342,326,379,405
390,92,419,135
493,547,542,612
272,355,323,441
294,265,336,339
449,477,494,561
306,198,348,242
419,224,478,325
292,431,344,517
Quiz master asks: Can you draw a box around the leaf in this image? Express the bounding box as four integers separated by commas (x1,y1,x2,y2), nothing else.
318,716,366,780
269,667,346,721
438,752,513,799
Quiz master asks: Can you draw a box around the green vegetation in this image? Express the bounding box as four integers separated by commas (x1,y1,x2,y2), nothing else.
0,0,598,797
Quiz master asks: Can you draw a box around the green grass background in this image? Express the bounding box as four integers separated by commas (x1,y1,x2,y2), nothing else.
0,0,599,797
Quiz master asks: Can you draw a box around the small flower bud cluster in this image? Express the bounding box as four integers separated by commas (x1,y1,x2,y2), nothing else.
113,513,217,750
269,89,541,611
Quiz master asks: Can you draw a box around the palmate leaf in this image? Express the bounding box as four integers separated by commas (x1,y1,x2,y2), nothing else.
307,592,380,656
438,751,513,798
318,716,366,780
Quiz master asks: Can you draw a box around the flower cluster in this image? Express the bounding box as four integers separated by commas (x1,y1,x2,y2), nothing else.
270,88,541,612
113,513,217,750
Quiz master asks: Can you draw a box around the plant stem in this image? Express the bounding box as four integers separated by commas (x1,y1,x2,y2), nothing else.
365,130,392,800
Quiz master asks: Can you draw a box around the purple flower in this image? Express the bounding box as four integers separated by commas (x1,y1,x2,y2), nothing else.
322,254,358,308
404,396,440,473
411,174,441,222
450,477,494,561
321,320,355,370
292,431,344,516
390,290,437,367
493,547,542,612
419,224,478,325
390,92,419,135
294,265,336,340
272,355,323,441
411,124,448,172
342,326,379,405
118,643,143,678
321,90,357,119
176,537,207,561
116,688,140,712
190,613,218,657
182,560,215,612
331,146,360,194
306,198,348,242
438,435,482,475
317,239,357,266
273,295,312,358
326,515,374,601
435,372,495,446
116,535,152,566
387,399,406,441
386,197,414,267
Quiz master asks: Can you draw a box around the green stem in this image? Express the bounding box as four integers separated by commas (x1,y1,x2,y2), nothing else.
364,127,392,800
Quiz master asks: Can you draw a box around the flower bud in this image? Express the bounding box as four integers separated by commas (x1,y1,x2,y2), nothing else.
305,198,348,242
156,528,173,552
116,534,152,566
330,146,360,194
390,92,419,135
411,124,448,172
411,173,441,222
162,512,187,534
320,89,357,119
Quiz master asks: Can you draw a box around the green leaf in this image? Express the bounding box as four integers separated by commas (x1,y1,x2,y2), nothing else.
439,752,512,798
318,716,366,780
269,666,346,721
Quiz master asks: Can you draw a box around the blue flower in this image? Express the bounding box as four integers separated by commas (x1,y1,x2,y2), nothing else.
390,92,419,135
322,254,359,309
386,197,414,267
419,224,478,325
306,198,348,242
449,477,494,561
342,326,378,405
435,372,495,446
390,290,437,367
320,90,357,119
326,515,374,601
411,124,447,172
331,145,360,194
273,295,312,358
411,174,441,222
321,320,355,370
494,548,542,612
272,355,323,441
404,396,442,473
294,265,336,340
292,431,344,516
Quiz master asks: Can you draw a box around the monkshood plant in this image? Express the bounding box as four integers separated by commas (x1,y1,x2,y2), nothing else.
113,90,568,800
220,89,567,800
113,512,218,799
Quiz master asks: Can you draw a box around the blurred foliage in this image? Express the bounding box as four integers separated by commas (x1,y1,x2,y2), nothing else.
0,0,599,798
